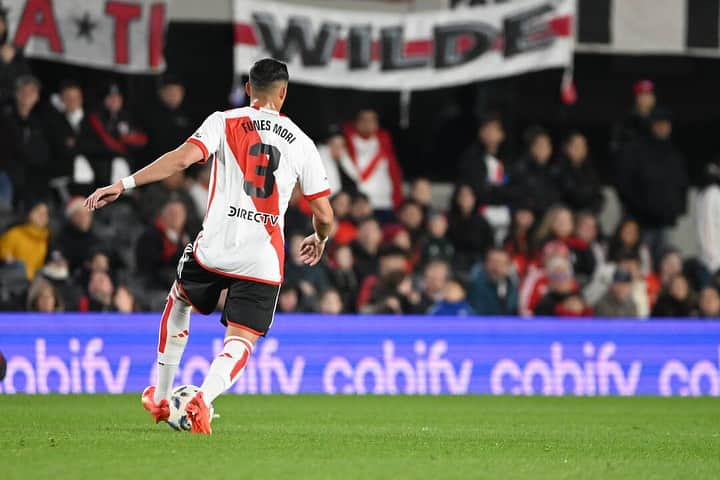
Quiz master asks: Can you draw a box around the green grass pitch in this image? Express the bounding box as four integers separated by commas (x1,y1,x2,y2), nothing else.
1,395,718,479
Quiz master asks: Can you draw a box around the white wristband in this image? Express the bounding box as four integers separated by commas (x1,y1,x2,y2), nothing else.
121,176,136,191
314,232,328,244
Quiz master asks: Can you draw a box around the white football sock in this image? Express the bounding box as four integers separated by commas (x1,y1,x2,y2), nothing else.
200,336,254,404
154,284,191,403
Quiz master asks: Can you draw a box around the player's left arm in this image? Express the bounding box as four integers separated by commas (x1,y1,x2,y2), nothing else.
84,142,204,210
299,196,334,266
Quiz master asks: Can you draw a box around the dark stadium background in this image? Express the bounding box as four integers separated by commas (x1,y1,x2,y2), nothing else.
28,22,720,184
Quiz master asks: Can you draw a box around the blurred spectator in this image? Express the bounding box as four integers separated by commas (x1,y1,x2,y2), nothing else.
113,285,137,313
139,171,202,236
285,233,329,307
519,240,571,316
458,112,507,190
46,81,93,190
277,283,300,313
534,206,596,281
136,200,190,294
418,259,451,312
594,269,638,318
0,201,50,279
0,12,30,106
533,256,578,316
552,132,603,213
696,156,720,277
507,126,559,217
468,248,518,315
330,192,357,245
143,75,193,164
652,274,695,317
396,200,425,247
611,80,655,154
86,83,147,186
429,279,474,316
53,196,101,273
343,109,403,216
38,251,81,310
350,192,373,223
357,245,408,311
658,249,684,288
0,75,51,205
697,286,720,319
616,107,688,258
409,178,433,215
80,270,115,312
553,293,593,318
420,211,454,266
327,244,359,311
503,207,536,277
284,184,313,237
318,288,344,314
447,184,494,271
575,212,606,275
26,277,63,312
607,218,653,274
457,113,511,239
617,252,660,318
318,129,357,196
350,217,382,281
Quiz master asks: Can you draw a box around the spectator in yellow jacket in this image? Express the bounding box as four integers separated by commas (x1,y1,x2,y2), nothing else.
0,201,50,279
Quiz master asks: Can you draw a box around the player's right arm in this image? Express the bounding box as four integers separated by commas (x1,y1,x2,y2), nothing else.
85,112,223,211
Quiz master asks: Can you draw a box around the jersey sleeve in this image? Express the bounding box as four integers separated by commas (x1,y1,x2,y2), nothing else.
186,111,224,163
299,140,332,200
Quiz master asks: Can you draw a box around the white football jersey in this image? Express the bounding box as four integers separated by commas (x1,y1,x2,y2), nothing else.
186,106,330,285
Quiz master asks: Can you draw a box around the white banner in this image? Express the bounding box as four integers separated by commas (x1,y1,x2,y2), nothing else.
233,0,575,91
3,0,168,73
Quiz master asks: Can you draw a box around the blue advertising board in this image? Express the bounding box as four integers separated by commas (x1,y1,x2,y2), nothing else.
0,314,718,396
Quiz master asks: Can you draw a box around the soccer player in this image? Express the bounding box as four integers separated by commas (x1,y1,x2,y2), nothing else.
84,59,334,434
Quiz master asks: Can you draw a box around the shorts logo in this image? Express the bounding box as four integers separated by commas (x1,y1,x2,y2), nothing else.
228,206,280,226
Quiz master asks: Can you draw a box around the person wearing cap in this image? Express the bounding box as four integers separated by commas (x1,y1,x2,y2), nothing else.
0,74,51,206
143,75,193,165
86,82,148,187
594,268,638,318
616,106,689,259
610,79,656,154
51,195,102,273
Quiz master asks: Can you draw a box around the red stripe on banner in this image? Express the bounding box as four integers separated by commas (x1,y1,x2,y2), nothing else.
332,38,347,59
549,15,573,37
235,24,258,45
148,3,165,68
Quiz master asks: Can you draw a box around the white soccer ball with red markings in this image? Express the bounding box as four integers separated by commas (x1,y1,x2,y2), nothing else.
166,384,215,431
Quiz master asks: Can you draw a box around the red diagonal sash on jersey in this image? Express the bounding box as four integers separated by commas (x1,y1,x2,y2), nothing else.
224,117,285,279
358,150,386,182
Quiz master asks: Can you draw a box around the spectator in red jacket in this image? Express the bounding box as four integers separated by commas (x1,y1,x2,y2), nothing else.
343,109,403,218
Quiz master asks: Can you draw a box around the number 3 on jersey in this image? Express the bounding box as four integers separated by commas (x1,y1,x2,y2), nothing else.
243,142,281,199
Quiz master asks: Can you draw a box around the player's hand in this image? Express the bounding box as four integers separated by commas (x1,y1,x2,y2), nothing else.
299,233,327,266
84,181,123,211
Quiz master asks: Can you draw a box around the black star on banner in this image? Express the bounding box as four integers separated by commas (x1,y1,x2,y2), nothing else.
74,12,97,42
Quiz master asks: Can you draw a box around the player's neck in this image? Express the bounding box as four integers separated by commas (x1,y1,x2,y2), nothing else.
250,97,281,113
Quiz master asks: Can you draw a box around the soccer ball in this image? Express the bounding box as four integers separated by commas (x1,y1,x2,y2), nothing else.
166,384,215,431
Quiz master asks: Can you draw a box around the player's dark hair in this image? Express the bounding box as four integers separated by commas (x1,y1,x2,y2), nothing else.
249,58,289,93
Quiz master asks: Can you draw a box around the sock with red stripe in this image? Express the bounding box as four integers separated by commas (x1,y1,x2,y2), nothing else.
154,286,191,403
200,336,253,404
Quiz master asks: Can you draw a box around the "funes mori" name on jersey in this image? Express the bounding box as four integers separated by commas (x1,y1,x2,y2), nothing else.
228,206,280,226
240,119,297,144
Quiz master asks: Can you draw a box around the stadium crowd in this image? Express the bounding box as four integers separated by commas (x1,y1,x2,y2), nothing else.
1,44,719,318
